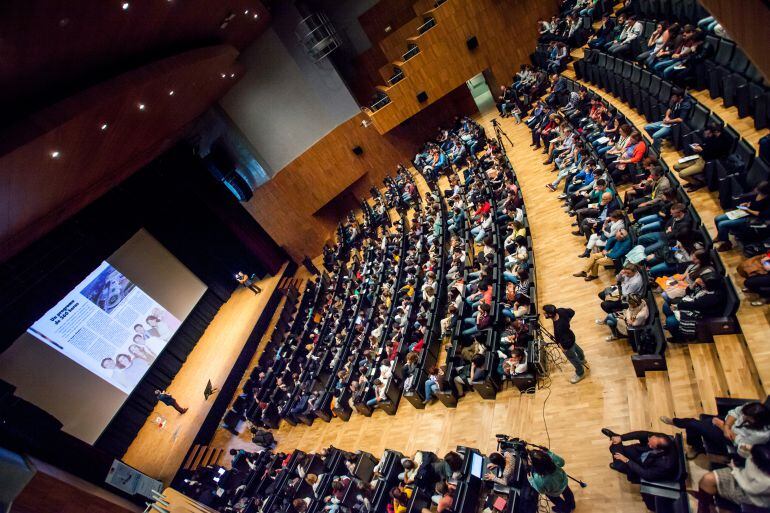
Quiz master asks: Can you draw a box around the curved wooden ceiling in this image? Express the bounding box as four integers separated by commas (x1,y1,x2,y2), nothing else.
0,0,269,125
0,0,271,262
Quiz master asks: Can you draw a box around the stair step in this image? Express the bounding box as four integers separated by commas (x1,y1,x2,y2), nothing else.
689,344,729,415
665,345,702,419
646,371,676,435
713,334,763,400
626,376,650,430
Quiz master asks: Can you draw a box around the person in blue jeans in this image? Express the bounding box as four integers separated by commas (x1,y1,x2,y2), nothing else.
543,304,587,384
713,181,770,252
636,203,693,256
644,90,691,150
422,366,441,404
462,303,491,337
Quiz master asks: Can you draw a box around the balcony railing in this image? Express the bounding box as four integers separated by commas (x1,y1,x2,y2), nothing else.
417,17,436,35
402,44,420,61
386,68,405,86
369,94,391,112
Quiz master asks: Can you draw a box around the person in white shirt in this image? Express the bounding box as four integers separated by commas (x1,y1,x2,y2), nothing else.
608,16,643,56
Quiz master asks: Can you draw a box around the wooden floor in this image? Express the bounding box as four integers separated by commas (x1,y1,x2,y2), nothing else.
121,264,288,484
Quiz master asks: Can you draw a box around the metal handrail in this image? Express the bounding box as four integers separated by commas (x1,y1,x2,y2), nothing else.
416,18,436,35
402,45,420,61
370,95,391,111
387,71,405,86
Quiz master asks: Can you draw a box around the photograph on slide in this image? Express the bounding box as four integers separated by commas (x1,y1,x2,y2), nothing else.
28,261,181,394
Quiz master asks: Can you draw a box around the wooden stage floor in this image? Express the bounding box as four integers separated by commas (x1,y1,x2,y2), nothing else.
205,112,651,513
121,264,288,484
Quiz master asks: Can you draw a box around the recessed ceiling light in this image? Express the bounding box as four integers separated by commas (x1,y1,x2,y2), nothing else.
122,2,129,10
230,73,235,78
50,151,61,159
100,123,108,130
168,90,175,96
220,73,226,78
253,13,259,19
244,9,249,14
138,103,146,110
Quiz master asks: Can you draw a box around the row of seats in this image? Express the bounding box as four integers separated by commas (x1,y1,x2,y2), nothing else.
176,439,538,513
575,49,770,230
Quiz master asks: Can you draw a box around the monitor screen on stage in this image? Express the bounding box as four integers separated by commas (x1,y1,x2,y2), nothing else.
27,261,181,394
0,229,207,444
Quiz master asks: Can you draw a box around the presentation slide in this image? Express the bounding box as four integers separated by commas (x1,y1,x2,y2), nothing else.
27,261,181,394
0,229,207,443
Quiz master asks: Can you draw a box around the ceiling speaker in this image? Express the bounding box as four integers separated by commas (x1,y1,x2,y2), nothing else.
467,36,478,50
416,91,428,103
352,146,363,156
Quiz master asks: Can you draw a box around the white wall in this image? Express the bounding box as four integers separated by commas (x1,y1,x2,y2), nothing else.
220,1,361,176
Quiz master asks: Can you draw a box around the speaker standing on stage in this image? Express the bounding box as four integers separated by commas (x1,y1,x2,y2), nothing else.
235,271,262,294
155,389,188,414
543,304,587,384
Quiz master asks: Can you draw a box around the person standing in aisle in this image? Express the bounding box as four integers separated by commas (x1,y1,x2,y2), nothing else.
543,304,588,384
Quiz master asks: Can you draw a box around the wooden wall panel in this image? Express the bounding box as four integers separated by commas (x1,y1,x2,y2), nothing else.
359,0,419,47
245,113,407,261
248,84,477,261
378,18,424,63
367,0,558,133
350,47,390,106
699,0,770,82
11,459,139,513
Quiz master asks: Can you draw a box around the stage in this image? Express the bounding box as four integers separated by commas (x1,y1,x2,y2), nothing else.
120,264,290,484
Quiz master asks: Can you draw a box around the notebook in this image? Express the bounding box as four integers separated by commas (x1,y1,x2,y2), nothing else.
725,209,750,220
677,154,700,164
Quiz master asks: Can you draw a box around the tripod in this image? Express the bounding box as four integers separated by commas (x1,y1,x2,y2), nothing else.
491,118,514,150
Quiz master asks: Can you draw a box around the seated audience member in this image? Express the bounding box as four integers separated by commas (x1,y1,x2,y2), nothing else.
738,251,770,307
366,379,388,408
659,401,770,459
674,122,732,191
693,443,770,511
596,263,645,315
663,277,725,341
602,428,677,483
713,181,770,252
636,203,693,256
484,451,517,485
607,15,643,57
643,89,691,151
607,132,647,184
573,228,632,281
389,485,413,513
498,346,528,378
603,293,649,342
588,13,616,49
423,366,442,405
453,353,487,397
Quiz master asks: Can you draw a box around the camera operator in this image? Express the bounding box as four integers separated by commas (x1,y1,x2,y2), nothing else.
542,304,588,384
527,449,575,513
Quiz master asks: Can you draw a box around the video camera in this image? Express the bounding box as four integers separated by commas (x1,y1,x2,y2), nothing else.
495,434,528,454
